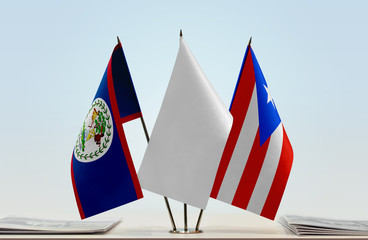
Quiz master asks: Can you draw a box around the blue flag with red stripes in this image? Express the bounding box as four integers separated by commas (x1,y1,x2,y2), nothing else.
71,42,143,219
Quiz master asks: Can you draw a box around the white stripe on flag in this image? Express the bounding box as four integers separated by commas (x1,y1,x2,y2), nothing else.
247,123,283,214
217,86,259,203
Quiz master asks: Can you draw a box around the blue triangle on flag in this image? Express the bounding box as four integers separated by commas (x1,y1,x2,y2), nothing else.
251,48,281,146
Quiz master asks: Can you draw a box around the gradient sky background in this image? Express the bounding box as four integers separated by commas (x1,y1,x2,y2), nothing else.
1,0,368,224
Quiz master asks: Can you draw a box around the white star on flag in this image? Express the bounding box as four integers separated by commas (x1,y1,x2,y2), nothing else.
264,84,275,108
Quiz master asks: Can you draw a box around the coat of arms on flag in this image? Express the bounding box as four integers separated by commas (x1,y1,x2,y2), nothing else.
74,98,113,162
71,39,143,219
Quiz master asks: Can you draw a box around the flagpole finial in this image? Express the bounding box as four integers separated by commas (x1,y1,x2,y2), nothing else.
180,29,183,37
117,36,121,45
248,37,252,46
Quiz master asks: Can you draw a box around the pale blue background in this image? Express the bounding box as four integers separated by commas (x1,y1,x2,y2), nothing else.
0,0,368,223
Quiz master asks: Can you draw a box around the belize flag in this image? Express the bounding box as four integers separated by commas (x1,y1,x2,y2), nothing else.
211,42,293,220
71,40,143,219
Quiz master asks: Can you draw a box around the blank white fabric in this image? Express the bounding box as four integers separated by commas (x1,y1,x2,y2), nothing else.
138,37,232,209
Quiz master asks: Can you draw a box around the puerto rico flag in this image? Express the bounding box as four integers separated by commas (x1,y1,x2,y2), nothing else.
71,41,143,219
211,43,293,220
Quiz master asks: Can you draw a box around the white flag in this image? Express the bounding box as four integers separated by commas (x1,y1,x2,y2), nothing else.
138,37,232,209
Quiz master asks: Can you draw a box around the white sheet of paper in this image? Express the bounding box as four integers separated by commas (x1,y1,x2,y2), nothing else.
0,216,119,234
280,215,368,236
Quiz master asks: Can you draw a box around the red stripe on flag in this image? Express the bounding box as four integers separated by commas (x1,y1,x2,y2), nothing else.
71,157,85,219
211,47,256,199
231,129,270,209
107,59,143,200
121,112,142,124
114,43,122,52
260,126,293,220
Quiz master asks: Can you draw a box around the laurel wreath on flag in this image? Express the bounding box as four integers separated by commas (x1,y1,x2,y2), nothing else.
75,99,112,161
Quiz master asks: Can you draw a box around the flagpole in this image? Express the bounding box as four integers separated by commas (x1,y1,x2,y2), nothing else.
179,28,189,233
180,29,204,233
179,29,204,233
164,195,177,231
184,203,188,232
195,209,203,231
139,116,150,143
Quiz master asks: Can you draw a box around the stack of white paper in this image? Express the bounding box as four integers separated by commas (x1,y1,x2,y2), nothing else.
280,215,368,236
0,217,119,234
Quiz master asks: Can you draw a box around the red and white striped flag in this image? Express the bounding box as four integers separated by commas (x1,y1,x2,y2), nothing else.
211,43,293,220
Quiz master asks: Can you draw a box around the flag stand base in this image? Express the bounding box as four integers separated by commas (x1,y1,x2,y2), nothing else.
169,229,203,234
168,204,204,234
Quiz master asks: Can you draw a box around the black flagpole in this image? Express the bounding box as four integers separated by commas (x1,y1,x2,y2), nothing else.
195,209,203,231
184,203,188,232
180,29,189,233
179,29,204,233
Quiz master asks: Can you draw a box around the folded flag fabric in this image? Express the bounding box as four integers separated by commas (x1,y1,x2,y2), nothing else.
138,36,233,209
211,43,293,220
71,42,143,219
